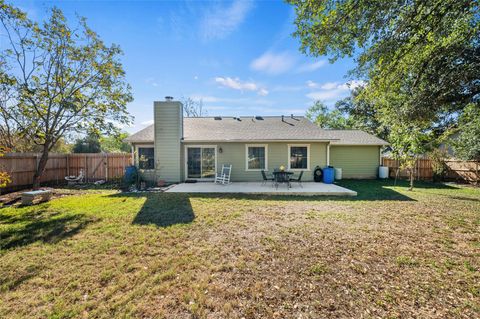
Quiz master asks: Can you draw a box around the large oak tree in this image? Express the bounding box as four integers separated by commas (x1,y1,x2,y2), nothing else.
290,0,479,188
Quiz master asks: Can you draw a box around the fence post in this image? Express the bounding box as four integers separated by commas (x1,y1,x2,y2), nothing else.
105,153,109,182
34,154,39,184
476,161,479,186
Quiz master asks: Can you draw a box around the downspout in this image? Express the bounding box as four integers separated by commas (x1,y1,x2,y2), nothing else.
379,146,382,166
131,145,135,166
327,142,330,166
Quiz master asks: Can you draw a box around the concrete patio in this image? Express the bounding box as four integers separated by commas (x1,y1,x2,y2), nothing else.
166,182,357,196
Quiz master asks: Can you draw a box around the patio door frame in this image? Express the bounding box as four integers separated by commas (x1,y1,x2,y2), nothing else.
184,145,218,181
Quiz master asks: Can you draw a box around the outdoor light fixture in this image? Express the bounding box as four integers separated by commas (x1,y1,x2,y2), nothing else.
218,147,223,153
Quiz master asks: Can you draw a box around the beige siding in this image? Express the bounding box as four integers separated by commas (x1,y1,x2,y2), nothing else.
182,142,328,182
154,101,183,182
330,145,380,179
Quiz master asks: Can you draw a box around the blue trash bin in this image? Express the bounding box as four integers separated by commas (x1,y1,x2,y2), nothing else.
323,167,335,184
124,165,138,184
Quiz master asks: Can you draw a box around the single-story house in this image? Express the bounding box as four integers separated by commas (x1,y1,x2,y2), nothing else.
125,98,388,183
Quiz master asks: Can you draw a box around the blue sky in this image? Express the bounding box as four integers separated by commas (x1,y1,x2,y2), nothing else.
12,0,359,133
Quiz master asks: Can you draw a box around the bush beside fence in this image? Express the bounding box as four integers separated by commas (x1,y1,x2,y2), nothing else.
1,153,132,192
382,157,479,184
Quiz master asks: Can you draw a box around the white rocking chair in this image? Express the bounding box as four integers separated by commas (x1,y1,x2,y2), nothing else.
214,164,232,185
65,169,85,185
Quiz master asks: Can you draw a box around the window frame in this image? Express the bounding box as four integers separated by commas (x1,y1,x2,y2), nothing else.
287,144,310,171
137,147,155,170
245,144,268,171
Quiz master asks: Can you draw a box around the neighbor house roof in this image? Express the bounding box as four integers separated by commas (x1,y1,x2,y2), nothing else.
125,116,388,145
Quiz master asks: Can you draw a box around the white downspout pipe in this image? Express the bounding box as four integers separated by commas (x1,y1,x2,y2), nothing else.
327,142,330,166
131,145,135,166
379,146,382,166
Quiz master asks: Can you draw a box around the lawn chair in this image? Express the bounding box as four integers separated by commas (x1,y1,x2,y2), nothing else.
214,164,232,185
65,169,85,185
261,170,274,186
290,170,304,188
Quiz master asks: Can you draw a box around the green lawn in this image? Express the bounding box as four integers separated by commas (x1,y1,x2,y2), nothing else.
0,180,479,318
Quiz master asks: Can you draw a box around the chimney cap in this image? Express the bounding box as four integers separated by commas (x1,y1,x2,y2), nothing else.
165,96,174,101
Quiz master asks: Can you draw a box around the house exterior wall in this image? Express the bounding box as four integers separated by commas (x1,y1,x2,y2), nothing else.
182,141,328,182
330,145,380,179
154,101,183,182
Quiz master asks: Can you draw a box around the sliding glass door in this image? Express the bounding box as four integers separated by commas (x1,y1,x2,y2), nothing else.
187,146,216,179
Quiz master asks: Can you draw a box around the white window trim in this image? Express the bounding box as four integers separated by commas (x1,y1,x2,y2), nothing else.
245,144,268,171
287,144,310,171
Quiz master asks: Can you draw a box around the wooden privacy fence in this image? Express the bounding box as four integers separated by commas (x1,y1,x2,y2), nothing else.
1,153,132,192
381,157,480,184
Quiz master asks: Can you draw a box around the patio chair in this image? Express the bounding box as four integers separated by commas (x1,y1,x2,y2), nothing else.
261,170,274,186
214,164,232,185
65,169,85,185
290,170,304,188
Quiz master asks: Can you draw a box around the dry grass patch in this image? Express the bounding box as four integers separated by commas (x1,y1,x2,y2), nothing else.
0,180,479,318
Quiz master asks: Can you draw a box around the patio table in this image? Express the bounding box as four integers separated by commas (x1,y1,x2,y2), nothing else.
272,171,294,189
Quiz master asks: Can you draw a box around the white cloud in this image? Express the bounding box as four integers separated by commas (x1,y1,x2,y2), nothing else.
297,60,327,73
306,80,366,101
141,120,154,126
306,80,319,88
215,77,257,91
320,82,339,90
250,51,297,75
200,0,253,40
194,75,199,80
214,77,268,96
258,88,269,96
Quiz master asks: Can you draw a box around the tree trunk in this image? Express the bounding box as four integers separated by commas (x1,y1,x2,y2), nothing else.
32,145,50,189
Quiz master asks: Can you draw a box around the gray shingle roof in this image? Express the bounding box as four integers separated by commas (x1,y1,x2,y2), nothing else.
126,116,388,145
183,116,338,141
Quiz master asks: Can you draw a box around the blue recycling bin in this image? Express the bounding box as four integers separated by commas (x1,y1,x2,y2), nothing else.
323,167,335,184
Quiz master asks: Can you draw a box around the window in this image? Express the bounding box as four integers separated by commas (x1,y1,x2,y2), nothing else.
288,145,309,170
138,147,154,169
246,145,267,170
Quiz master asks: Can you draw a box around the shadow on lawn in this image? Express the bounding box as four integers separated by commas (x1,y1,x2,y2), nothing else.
108,192,195,227
0,206,93,250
